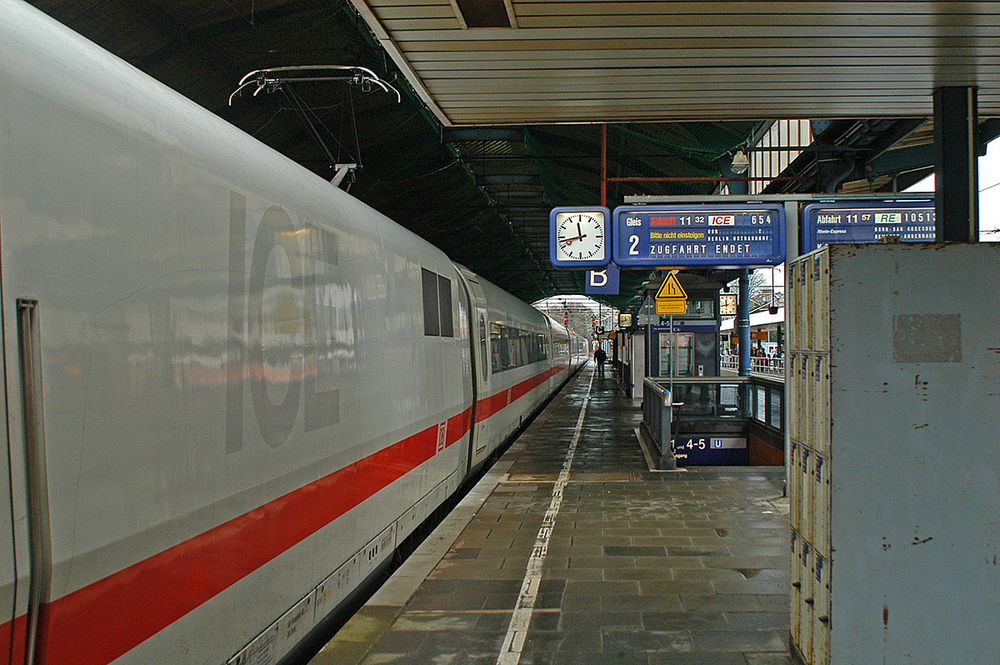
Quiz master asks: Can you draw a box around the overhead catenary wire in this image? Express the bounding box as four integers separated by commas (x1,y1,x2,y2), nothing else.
288,84,360,166
278,85,340,172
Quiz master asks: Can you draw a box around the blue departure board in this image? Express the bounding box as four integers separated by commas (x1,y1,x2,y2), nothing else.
613,204,785,268
802,200,935,252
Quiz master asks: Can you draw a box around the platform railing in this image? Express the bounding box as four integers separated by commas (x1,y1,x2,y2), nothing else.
720,355,785,377
657,376,752,420
642,378,675,466
752,357,784,376
641,375,785,466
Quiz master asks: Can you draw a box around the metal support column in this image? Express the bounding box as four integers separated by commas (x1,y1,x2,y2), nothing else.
738,269,751,377
933,86,979,242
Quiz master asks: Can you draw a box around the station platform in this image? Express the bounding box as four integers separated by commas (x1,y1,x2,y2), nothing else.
311,365,790,665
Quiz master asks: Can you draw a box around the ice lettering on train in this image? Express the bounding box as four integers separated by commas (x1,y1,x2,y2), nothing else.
226,192,349,452
247,204,304,448
302,225,346,433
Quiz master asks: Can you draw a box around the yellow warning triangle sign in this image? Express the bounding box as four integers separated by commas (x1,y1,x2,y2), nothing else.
655,272,687,300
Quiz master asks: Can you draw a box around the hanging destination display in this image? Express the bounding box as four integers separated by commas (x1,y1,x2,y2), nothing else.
612,204,785,268
801,200,935,252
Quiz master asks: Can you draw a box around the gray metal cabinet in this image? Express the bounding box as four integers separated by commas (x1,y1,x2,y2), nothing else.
787,243,1000,665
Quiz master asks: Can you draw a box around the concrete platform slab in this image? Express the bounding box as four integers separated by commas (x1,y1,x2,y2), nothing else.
310,366,789,665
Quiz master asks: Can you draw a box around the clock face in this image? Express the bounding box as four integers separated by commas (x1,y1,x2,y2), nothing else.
555,211,606,262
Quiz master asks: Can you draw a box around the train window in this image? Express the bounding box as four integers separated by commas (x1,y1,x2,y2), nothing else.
510,329,524,367
421,269,440,336
489,323,548,373
421,269,454,338
438,275,453,337
490,322,505,371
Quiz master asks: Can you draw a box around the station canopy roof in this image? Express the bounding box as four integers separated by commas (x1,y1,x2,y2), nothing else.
352,0,1000,125
28,1,996,307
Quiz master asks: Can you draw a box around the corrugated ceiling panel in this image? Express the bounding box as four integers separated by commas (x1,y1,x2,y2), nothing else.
354,0,1000,124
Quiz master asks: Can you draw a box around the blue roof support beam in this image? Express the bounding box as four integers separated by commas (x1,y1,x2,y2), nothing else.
816,154,857,193
868,118,1000,179
868,144,934,178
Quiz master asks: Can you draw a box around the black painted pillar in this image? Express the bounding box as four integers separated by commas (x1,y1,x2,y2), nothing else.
933,86,979,242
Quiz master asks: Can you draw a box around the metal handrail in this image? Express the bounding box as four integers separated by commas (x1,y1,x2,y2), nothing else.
648,375,750,385
642,373,786,468
720,355,785,377
752,357,785,376
641,379,677,469
643,377,672,401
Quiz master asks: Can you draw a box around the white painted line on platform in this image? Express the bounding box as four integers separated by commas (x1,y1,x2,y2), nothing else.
366,367,585,608
496,370,594,665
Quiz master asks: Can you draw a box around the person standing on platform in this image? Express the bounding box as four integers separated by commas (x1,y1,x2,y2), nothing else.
595,347,608,374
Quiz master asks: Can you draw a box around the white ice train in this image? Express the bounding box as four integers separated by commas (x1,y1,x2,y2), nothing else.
0,3,587,664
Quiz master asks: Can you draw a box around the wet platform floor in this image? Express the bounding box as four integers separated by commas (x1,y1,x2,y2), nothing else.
312,365,791,665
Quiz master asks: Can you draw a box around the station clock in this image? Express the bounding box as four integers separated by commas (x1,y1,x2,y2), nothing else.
548,206,611,269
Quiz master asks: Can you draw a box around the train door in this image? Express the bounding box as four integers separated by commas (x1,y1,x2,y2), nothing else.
542,319,555,389
1,299,35,665
0,355,15,665
455,269,492,470
471,308,492,463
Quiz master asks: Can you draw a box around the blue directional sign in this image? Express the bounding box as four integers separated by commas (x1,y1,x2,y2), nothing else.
672,436,747,466
801,200,935,252
613,204,785,268
585,263,620,295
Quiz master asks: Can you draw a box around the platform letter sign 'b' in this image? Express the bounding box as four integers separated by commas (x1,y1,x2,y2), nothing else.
585,263,619,295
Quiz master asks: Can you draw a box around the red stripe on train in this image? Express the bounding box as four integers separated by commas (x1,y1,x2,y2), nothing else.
12,365,563,665
36,419,446,665
0,614,28,665
476,365,565,422
446,408,472,446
